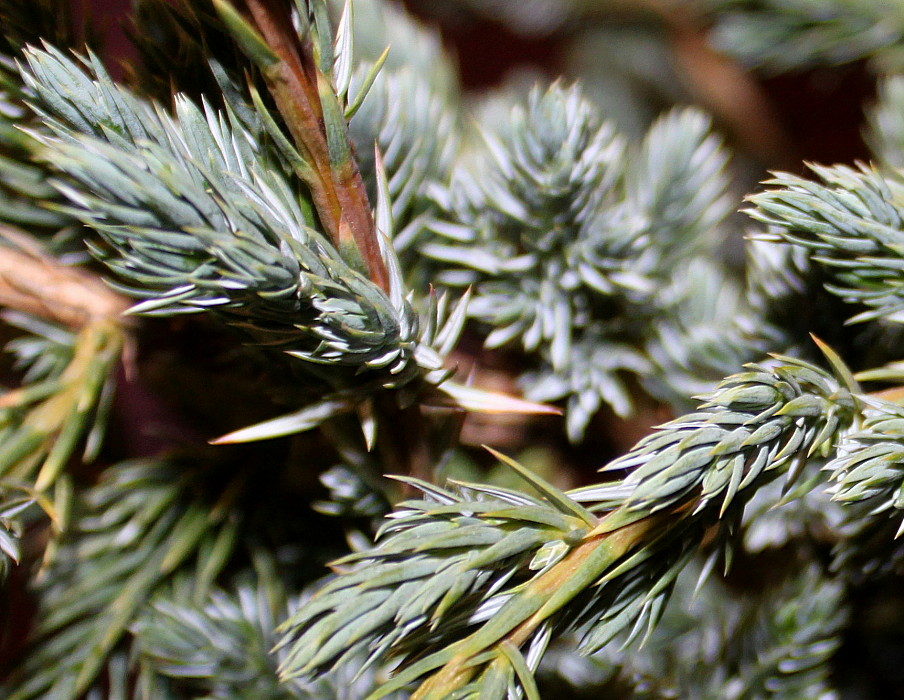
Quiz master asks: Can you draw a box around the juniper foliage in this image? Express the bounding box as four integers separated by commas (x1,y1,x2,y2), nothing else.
707,0,904,73
2,1,904,699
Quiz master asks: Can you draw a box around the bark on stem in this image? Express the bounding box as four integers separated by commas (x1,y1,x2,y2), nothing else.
240,0,389,292
0,232,129,328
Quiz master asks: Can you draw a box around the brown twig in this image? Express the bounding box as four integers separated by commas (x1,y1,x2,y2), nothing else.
0,227,130,329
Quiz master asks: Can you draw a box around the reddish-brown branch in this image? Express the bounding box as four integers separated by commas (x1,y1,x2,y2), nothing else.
240,0,389,292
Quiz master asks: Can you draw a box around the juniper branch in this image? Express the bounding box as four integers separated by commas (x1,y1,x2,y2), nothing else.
829,399,904,521
821,399,904,580
4,458,243,699
428,82,743,437
2,3,898,699
216,0,388,290
277,355,858,698
707,0,904,72
748,163,904,324
21,46,421,381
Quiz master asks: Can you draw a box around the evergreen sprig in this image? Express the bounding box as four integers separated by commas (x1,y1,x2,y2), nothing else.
5,1,904,698
827,403,904,579
827,399,904,576
428,83,743,438
708,0,904,72
746,159,904,391
5,458,243,699
21,46,435,384
134,567,403,699
277,355,858,698
624,105,734,265
748,163,904,324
